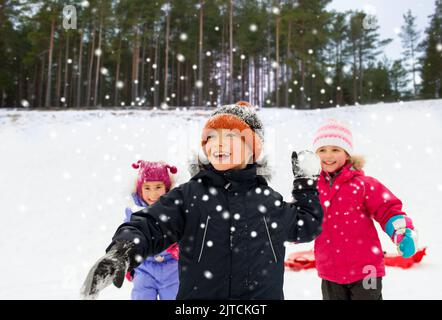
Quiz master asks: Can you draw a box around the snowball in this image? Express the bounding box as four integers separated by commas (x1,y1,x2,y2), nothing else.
297,151,321,178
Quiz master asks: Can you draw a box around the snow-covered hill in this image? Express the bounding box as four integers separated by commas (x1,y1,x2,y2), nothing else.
1,100,441,299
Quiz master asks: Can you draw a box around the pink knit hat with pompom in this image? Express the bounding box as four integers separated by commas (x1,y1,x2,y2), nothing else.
132,161,177,196
313,119,353,155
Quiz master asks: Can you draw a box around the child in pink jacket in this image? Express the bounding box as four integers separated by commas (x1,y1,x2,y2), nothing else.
313,119,418,300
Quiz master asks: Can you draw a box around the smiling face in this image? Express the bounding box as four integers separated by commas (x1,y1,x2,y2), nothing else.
141,181,167,205
204,128,253,171
316,145,350,173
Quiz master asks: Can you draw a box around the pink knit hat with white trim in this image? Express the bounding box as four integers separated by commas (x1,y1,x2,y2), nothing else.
313,119,353,155
132,161,177,196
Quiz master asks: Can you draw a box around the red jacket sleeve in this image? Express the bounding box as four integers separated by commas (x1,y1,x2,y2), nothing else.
362,176,407,230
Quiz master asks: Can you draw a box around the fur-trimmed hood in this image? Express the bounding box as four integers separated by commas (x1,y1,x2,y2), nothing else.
349,154,365,171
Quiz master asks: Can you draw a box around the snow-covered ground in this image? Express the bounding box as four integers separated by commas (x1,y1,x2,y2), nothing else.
1,100,441,300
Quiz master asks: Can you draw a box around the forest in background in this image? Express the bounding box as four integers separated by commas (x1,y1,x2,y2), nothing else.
0,0,441,109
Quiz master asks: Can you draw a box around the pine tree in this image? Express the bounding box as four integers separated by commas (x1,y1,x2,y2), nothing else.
399,10,421,96
420,0,442,99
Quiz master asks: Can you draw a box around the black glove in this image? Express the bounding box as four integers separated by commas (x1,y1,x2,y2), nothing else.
291,150,321,191
80,240,136,299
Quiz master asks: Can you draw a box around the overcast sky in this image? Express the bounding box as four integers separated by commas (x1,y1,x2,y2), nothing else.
327,0,436,61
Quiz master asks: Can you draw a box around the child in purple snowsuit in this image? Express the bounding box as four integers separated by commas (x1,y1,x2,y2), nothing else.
125,161,180,300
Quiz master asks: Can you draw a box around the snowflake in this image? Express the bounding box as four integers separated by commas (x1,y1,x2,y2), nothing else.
207,241,213,247
372,246,381,255
249,24,258,32
20,99,30,107
202,195,209,201
203,270,213,279
216,205,222,212
258,205,267,213
233,213,241,220
251,231,258,238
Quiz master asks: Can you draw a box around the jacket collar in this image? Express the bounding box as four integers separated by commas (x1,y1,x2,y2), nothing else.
191,163,267,191
319,162,364,201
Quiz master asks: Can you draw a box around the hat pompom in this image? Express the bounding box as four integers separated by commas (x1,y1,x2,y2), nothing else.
236,101,252,107
167,165,178,174
132,160,142,169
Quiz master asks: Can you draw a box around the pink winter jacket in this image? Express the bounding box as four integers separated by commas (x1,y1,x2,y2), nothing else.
314,163,406,284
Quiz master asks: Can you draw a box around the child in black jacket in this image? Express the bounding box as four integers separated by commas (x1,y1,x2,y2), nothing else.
81,101,323,300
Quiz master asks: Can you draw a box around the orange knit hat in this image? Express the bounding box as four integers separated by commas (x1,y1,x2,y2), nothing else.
201,101,264,162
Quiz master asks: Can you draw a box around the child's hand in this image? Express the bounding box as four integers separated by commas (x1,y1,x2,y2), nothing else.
80,240,136,299
385,215,418,258
291,151,321,180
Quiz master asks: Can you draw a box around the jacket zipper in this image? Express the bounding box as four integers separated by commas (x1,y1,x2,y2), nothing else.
198,215,210,263
263,217,278,263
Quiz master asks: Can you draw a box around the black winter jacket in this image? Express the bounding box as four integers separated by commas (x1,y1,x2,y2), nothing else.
109,163,323,300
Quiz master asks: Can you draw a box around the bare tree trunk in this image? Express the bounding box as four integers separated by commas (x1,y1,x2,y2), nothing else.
198,0,204,106
132,23,140,103
114,34,122,106
285,21,292,107
93,21,103,107
63,33,70,107
39,55,46,108
153,37,159,107
275,2,280,107
55,38,62,107
140,31,147,102
76,30,84,107
228,0,233,103
45,18,56,108
86,23,96,107
164,9,171,104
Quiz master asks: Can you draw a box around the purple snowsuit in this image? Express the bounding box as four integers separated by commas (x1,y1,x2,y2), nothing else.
125,193,179,300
